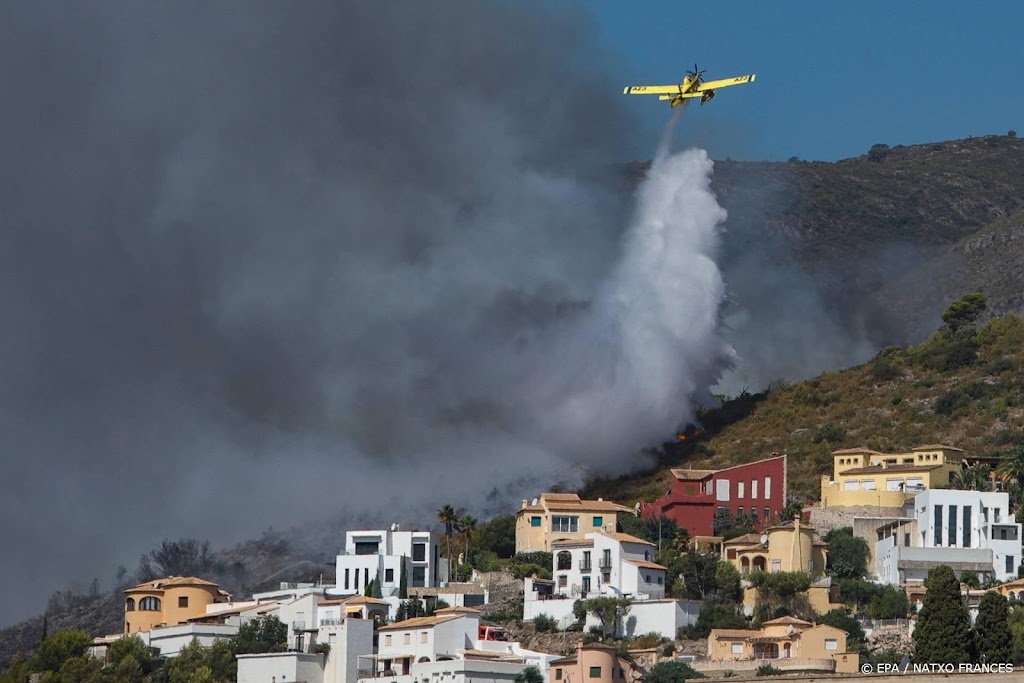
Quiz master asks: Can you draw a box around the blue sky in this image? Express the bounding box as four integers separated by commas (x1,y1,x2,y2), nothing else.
590,1,1024,161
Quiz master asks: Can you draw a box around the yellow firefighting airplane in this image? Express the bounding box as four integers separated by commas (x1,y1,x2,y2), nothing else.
623,64,755,107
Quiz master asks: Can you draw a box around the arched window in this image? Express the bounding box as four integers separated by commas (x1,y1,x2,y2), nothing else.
139,596,162,611
125,598,136,611
557,551,572,571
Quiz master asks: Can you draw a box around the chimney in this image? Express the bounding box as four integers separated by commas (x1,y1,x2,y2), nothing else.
521,499,528,509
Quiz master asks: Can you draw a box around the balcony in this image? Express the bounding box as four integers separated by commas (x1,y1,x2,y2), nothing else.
579,560,592,571
598,558,613,570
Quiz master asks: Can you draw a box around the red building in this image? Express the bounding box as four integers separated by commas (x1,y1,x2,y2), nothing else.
640,454,788,537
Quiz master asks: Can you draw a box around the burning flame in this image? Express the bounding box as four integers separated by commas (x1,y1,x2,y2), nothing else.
677,428,706,442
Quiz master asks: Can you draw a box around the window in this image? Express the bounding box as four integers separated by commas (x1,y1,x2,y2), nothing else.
764,507,771,522
556,670,563,681
982,506,989,522
593,516,604,528
385,569,394,583
948,505,958,547
404,633,411,644
178,596,188,608
934,506,943,546
731,643,744,655
344,568,350,590
412,567,426,587
825,639,838,651
552,516,579,533
531,516,542,528
645,574,651,583
365,568,370,589
385,635,392,646
772,560,782,572
995,508,1002,523
420,632,428,644
582,551,592,570
355,541,379,555
558,575,567,588
716,479,730,502
751,480,758,499
412,543,426,561
125,598,135,611
904,533,911,547
139,597,161,611
907,477,923,489
738,506,744,517
557,551,572,570
582,576,591,592
861,479,877,491
1001,528,1008,540
764,476,772,499
963,506,972,548
657,575,663,585
589,667,602,678
750,507,758,522
843,481,860,491
1008,556,1016,574
738,482,745,498
886,479,902,491
601,549,612,569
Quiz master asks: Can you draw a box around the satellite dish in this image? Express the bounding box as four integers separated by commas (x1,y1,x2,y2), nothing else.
531,498,539,506
760,534,769,545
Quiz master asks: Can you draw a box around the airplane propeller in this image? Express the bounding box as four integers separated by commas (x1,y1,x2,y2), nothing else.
687,63,707,82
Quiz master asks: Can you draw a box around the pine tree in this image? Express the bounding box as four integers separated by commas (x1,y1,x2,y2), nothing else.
912,566,972,664
973,591,1012,663
399,556,408,599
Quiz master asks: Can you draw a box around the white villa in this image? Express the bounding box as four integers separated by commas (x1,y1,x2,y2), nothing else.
875,489,1023,584
336,524,447,598
523,530,698,638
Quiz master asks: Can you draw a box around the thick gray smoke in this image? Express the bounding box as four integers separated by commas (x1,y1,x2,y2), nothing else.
0,2,732,624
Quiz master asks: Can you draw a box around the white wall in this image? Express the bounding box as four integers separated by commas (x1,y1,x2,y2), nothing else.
237,652,325,683
356,658,526,683
338,528,444,596
320,619,374,683
618,600,700,639
140,624,238,656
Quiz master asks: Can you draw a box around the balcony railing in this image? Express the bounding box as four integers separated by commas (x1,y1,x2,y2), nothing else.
579,560,592,571
598,559,612,570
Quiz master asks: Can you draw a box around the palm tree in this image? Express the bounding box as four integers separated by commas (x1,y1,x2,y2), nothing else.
437,504,459,582
951,463,993,491
997,446,1024,490
460,515,478,571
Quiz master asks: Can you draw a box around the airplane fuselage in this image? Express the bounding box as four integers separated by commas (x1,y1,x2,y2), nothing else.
680,74,700,93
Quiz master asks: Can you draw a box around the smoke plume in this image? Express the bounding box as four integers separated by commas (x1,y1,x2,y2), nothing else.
0,2,732,624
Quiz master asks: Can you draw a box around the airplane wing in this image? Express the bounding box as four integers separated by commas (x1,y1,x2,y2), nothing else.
657,93,702,101
694,74,756,91
622,85,683,95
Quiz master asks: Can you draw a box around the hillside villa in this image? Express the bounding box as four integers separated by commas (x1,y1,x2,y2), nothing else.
639,454,787,537
515,493,636,553
703,616,859,675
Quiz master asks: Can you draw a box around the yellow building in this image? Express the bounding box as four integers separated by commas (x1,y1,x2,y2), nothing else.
515,493,635,553
723,518,827,575
819,445,963,509
707,616,859,674
994,577,1024,601
124,576,229,634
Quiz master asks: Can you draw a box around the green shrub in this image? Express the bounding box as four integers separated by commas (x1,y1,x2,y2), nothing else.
813,423,846,444
532,613,557,633
756,663,782,676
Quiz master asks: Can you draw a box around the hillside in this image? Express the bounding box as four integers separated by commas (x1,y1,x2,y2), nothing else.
583,312,1024,506
630,133,1024,346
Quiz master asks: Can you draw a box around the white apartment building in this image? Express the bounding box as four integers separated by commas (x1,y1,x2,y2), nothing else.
336,524,447,597
358,608,541,683
875,489,1023,584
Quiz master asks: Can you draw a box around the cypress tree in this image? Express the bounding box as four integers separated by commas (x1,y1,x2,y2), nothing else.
912,566,972,664
973,591,1012,663
399,556,408,599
